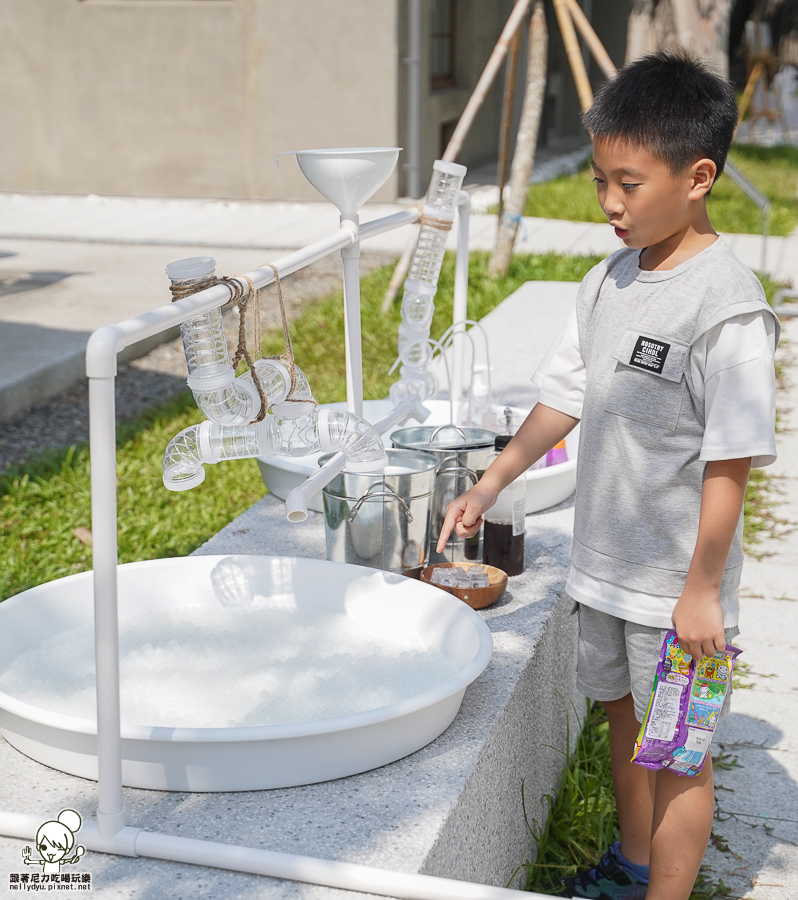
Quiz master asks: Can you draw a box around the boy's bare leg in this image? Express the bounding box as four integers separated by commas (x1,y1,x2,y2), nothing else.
603,694,655,865
646,757,714,900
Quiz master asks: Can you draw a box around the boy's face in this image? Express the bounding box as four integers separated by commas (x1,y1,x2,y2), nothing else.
590,139,714,251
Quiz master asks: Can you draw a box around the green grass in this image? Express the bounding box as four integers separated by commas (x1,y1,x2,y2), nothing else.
0,393,267,602
519,703,746,899
522,145,798,237
261,251,601,405
520,701,618,894
1,251,600,604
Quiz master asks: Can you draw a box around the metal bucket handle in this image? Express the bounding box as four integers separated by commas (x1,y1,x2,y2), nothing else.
428,423,468,445
347,483,414,524
436,456,479,486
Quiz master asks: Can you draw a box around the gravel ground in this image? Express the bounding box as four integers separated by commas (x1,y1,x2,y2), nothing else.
0,251,393,476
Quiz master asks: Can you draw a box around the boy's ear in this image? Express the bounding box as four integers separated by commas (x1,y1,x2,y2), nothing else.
688,158,717,199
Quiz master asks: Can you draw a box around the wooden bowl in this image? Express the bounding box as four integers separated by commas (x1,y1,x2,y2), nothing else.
420,562,508,610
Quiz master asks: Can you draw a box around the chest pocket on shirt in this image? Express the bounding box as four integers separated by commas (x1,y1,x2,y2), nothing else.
605,330,689,431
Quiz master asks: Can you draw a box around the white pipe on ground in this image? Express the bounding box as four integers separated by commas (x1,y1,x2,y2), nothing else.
0,813,548,900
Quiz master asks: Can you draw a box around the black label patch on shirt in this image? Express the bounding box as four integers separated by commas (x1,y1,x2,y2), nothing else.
628,335,670,374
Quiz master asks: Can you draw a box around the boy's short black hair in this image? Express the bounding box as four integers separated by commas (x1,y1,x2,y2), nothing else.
582,52,738,182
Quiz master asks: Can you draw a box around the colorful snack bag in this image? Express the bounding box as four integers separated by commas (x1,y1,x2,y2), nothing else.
632,630,741,777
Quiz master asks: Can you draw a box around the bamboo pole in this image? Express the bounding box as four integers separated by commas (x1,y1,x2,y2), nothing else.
738,58,764,124
383,0,533,310
442,0,533,162
497,0,524,219
489,0,548,277
552,0,593,113
564,0,617,79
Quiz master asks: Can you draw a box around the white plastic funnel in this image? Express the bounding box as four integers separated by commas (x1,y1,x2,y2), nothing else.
294,148,400,217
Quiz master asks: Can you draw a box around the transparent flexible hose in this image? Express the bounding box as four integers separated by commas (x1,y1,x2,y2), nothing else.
162,409,388,492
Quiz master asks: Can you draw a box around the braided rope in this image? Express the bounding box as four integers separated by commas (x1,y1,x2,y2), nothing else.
259,263,312,410
417,209,454,232
170,273,269,423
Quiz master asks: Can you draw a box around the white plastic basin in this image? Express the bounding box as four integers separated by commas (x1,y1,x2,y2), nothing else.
257,399,579,514
0,556,492,792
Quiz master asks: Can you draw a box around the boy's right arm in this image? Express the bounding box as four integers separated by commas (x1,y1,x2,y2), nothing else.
436,403,579,552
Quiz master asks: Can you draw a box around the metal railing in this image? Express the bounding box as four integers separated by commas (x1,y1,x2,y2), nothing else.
724,159,771,272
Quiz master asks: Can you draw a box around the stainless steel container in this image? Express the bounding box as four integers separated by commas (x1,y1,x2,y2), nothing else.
390,425,498,564
321,449,438,578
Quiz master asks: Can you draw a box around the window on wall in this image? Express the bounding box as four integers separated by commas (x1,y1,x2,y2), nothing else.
431,0,457,90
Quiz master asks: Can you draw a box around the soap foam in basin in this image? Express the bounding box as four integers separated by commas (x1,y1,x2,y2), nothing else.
0,606,457,729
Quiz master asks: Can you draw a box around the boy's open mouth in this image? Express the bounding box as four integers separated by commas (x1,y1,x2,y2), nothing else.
614,226,629,239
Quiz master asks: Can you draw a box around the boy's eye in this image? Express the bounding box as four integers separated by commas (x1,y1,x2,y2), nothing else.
591,176,604,185
622,182,640,190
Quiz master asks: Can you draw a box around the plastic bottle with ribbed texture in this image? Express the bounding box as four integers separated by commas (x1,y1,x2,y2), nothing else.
162,409,388,491
390,160,466,404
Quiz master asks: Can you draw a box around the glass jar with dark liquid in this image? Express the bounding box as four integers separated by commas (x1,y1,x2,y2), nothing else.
482,435,526,576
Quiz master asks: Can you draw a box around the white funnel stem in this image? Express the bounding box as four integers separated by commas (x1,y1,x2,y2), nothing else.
283,395,431,522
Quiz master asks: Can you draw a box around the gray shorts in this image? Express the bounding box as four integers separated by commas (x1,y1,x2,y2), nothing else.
572,600,740,723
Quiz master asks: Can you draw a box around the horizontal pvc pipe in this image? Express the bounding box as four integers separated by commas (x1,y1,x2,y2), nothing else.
360,207,420,240
87,209,419,379
134,830,542,899
0,813,548,898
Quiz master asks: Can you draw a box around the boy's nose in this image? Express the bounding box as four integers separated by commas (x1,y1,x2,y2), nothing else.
602,189,625,219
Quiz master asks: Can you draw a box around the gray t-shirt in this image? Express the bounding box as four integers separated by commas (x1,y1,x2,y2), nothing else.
561,238,780,610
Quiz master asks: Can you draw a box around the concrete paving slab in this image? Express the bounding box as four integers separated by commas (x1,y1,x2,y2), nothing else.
699,316,798,898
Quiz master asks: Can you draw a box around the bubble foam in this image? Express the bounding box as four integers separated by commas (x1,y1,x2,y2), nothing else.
0,606,458,729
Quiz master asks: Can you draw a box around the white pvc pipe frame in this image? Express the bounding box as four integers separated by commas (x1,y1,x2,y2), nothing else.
0,196,546,899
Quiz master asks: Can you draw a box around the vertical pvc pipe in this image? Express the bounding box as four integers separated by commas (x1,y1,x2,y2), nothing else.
341,215,364,417
450,191,471,422
407,0,423,198
88,376,126,839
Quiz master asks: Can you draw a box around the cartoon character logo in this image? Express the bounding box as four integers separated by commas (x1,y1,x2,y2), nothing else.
717,663,730,683
697,683,710,700
22,809,85,875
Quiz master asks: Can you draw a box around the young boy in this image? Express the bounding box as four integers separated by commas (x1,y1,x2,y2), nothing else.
437,53,779,900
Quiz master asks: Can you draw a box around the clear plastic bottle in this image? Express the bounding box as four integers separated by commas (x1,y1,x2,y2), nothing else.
166,257,232,387
390,160,466,403
482,435,526,576
162,409,388,491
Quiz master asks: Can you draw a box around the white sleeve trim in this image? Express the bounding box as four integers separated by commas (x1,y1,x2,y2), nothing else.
531,309,585,420
700,354,777,468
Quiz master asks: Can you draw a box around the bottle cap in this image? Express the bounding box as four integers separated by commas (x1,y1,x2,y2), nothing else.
494,434,513,451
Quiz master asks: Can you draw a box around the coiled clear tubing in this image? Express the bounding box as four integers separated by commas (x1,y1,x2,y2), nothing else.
163,409,388,491
390,160,466,404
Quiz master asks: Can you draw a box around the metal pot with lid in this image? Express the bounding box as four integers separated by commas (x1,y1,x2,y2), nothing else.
390,424,498,564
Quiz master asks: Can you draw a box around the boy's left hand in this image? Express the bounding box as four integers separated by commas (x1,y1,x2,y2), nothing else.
671,586,726,660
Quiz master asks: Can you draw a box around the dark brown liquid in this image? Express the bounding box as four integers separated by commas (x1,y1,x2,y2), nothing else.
483,521,524,576
464,533,481,560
